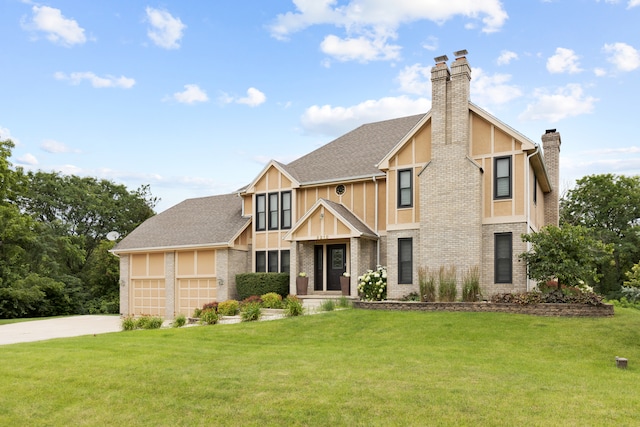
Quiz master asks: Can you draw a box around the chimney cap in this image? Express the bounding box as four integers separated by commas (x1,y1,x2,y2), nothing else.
545,129,557,134
434,55,448,64
454,49,468,58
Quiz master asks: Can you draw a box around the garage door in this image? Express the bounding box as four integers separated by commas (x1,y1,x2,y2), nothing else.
130,253,166,317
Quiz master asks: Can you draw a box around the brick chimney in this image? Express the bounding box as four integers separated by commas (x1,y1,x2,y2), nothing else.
421,51,481,293
541,130,562,226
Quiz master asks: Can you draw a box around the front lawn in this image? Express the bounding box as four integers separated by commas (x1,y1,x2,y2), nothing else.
0,308,638,426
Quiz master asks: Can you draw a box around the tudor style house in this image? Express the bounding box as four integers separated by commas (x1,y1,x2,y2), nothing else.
113,52,562,319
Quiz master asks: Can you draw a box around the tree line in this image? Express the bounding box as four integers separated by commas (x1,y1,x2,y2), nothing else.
522,173,640,297
0,139,156,318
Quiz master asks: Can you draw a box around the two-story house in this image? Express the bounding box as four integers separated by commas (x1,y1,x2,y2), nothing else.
113,52,561,319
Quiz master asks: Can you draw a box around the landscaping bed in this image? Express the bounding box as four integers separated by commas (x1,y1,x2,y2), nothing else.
352,300,614,317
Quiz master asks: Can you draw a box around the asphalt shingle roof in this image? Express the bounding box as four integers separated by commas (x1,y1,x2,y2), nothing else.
113,193,249,252
284,113,426,184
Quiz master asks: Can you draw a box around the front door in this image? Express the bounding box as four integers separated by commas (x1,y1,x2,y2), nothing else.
327,244,346,291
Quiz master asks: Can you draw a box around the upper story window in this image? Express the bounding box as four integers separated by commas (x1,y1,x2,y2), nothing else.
256,191,291,231
398,169,413,208
268,193,279,230
281,191,291,229
494,156,512,199
256,194,266,231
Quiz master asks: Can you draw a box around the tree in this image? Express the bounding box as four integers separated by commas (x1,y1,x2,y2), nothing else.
520,225,612,290
560,174,640,294
0,139,158,317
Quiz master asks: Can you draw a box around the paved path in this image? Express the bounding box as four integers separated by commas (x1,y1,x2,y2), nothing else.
0,315,122,346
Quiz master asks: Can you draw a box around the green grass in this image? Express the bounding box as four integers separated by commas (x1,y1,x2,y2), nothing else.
1,308,639,426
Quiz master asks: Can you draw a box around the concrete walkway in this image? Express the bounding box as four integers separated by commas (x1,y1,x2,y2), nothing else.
0,315,122,346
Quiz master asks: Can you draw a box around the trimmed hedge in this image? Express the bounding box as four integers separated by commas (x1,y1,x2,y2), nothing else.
236,273,289,301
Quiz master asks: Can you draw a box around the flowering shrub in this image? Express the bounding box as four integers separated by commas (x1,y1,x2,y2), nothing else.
358,266,387,301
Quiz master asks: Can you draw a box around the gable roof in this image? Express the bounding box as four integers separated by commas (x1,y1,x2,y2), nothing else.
284,198,377,241
112,193,250,253
283,114,425,185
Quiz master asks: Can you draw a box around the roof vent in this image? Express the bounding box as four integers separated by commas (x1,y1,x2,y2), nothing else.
545,129,557,134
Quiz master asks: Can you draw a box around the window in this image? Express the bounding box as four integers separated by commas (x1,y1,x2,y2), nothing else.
398,238,413,284
494,157,512,199
495,233,512,283
281,191,291,229
256,195,266,231
268,193,278,230
268,250,278,272
280,250,290,273
335,184,346,196
398,169,413,208
256,251,266,272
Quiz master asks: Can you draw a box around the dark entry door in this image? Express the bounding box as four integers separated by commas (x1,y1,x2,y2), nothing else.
327,244,346,291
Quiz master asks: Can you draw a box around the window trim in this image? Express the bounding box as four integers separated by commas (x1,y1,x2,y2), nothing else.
268,192,279,230
494,156,512,200
255,194,266,231
255,251,266,272
281,191,292,230
398,237,413,284
397,168,413,208
267,250,279,273
494,233,512,284
280,250,290,274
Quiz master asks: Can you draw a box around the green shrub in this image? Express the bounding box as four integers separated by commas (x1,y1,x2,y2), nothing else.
621,286,640,303
491,290,605,306
319,299,336,311
241,302,262,322
261,292,283,309
200,309,218,325
236,273,289,301
218,300,240,316
136,315,163,329
461,266,481,302
283,295,304,317
192,307,202,318
418,267,437,302
121,315,136,331
438,266,457,302
172,314,186,328
400,292,420,301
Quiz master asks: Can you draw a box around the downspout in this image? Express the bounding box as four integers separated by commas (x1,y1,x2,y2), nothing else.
373,175,380,266
525,146,539,291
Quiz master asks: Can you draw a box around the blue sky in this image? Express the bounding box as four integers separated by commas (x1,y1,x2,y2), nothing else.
1,0,640,212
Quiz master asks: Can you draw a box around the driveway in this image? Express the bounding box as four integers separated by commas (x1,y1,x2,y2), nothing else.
0,315,122,345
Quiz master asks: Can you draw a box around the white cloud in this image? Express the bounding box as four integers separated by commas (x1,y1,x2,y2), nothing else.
594,67,607,77
320,34,401,62
471,68,523,106
171,84,209,104
16,153,38,166
269,1,507,62
396,64,431,95
519,84,597,123
546,47,583,74
237,88,267,107
220,88,266,107
54,71,135,88
421,36,438,51
22,5,86,47
0,126,13,141
629,0,640,8
497,50,518,65
603,42,640,72
40,139,78,153
145,7,186,49
301,95,430,137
